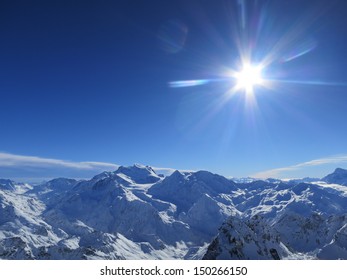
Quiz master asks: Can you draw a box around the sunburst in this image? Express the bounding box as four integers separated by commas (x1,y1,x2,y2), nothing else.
234,63,264,95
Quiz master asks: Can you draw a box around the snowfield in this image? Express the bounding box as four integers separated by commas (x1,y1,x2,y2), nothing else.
0,165,346,260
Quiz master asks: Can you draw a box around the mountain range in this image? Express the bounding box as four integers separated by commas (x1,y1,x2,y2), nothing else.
0,165,346,260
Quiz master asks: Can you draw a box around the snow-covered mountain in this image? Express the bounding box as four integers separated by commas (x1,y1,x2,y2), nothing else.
0,179,32,194
203,215,292,260
1,165,347,259
322,168,347,186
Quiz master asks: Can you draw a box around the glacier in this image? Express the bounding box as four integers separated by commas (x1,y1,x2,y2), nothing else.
0,165,346,260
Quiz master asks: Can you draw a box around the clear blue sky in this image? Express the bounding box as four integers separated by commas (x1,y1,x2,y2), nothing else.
1,0,347,181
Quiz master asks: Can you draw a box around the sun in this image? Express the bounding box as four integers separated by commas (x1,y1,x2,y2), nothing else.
234,63,264,94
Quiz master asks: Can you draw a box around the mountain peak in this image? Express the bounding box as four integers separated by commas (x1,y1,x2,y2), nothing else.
47,178,77,185
117,164,154,173
334,168,347,174
322,168,347,186
203,215,290,260
115,164,160,184
0,179,15,191
169,169,185,178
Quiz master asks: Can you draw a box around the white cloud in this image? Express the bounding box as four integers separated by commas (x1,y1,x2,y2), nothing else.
152,166,195,176
253,154,347,179
0,152,118,170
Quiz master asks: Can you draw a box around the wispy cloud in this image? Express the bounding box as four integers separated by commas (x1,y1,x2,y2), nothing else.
0,152,118,170
152,166,195,176
253,154,347,179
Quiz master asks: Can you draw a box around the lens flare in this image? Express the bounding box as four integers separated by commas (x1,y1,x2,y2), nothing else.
168,79,210,88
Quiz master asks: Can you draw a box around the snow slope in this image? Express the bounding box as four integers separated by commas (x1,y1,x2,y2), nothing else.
203,215,292,260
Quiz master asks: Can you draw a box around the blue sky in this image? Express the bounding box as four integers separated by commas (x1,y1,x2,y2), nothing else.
1,0,347,181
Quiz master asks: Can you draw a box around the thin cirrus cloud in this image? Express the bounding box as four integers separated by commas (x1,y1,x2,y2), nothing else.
151,166,195,176
253,154,347,179
0,152,119,170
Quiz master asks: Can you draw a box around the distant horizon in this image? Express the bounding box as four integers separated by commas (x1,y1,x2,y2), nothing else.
0,151,346,184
